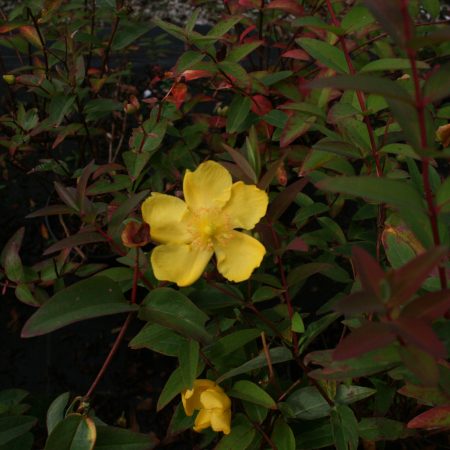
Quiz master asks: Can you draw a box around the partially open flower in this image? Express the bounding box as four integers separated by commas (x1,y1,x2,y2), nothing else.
181,379,231,435
121,221,150,248
124,95,140,114
436,123,450,148
2,74,15,85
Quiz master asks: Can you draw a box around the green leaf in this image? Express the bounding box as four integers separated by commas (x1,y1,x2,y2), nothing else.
112,22,150,50
123,152,151,181
138,288,211,343
307,346,401,380
284,387,331,420
330,405,358,450
0,416,36,446
176,50,204,74
227,41,262,62
316,175,432,246
44,414,96,450
229,380,276,409
178,339,199,390
217,347,292,383
95,426,157,450
308,75,412,103
226,95,252,133
296,38,348,73
0,432,33,450
271,418,295,450
358,417,415,441
130,120,168,155
424,62,450,104
295,422,333,449
1,227,24,282
360,58,428,73
207,17,241,38
335,385,376,405
203,329,260,360
379,143,420,160
47,392,70,435
280,113,316,147
292,312,305,333
129,323,187,357
215,414,256,450
84,99,123,121
21,277,136,338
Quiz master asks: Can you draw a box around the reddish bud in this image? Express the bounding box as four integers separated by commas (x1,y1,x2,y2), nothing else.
121,221,150,248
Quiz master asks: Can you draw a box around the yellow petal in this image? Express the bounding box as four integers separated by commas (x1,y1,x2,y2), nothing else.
223,181,268,230
181,380,217,416
200,389,231,410
215,231,265,282
193,409,212,432
142,193,191,244
151,244,212,287
183,161,232,212
210,409,231,435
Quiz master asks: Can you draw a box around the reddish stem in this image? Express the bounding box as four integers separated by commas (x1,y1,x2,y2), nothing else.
96,227,154,290
84,311,134,400
268,222,298,355
400,0,447,289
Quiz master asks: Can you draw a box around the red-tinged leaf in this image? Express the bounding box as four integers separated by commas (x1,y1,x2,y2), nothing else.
0,22,24,33
400,345,440,386
19,25,43,48
54,182,79,211
251,95,272,116
168,83,188,109
43,231,106,255
180,69,214,81
407,405,450,430
281,49,310,60
239,0,260,9
77,161,97,214
16,74,44,87
352,247,385,298
285,237,308,252
398,383,450,406
26,205,74,218
266,0,304,16
223,144,257,183
267,178,308,222
334,291,385,315
92,163,124,180
239,25,257,43
258,153,289,190
280,113,315,147
392,318,447,359
388,246,448,308
333,322,396,361
401,289,450,321
52,123,83,149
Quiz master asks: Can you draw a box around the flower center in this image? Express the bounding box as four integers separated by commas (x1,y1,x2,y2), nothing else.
188,208,232,250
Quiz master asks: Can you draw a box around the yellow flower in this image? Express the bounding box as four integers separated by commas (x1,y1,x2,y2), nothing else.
181,379,232,435
142,161,268,287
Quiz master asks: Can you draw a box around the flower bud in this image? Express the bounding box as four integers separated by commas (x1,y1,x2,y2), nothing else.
121,221,150,248
436,123,450,148
124,95,140,114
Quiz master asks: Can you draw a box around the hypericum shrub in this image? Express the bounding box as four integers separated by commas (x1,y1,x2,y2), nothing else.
1,0,449,449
